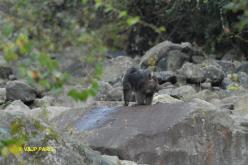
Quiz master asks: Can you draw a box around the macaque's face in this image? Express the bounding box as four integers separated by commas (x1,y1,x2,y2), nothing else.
143,77,158,94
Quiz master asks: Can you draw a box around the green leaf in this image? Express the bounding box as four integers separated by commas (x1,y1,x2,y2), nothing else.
68,89,89,101
105,5,114,12
159,26,166,32
3,43,18,62
39,79,51,89
86,55,95,64
91,80,99,89
17,0,29,7
95,63,103,77
203,0,208,4
119,11,127,18
95,0,103,8
38,53,59,71
88,88,97,96
16,33,32,54
2,23,14,37
127,16,140,26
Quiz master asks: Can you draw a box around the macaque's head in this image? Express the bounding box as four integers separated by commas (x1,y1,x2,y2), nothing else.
143,76,159,94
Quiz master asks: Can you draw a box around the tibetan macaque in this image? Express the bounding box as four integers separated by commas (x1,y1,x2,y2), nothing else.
122,67,159,106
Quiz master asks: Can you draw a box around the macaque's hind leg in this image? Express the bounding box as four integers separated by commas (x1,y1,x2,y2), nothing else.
135,92,146,105
145,94,153,105
123,89,132,106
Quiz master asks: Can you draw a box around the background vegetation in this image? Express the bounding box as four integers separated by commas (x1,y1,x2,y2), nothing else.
0,0,247,101
1,0,248,159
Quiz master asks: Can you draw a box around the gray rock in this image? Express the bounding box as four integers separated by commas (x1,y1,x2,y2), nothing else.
0,88,6,103
155,57,167,71
64,60,85,77
0,112,119,165
178,62,206,84
222,49,245,61
103,56,136,84
191,55,206,64
4,100,31,113
0,127,11,140
140,41,202,70
75,102,248,165
154,71,177,84
170,85,197,101
238,72,248,88
6,80,40,103
159,85,196,101
31,106,70,121
158,82,175,89
95,81,113,101
200,82,212,89
218,95,248,113
193,89,220,102
210,98,234,110
216,60,236,75
102,155,142,165
0,55,7,66
0,79,7,88
201,58,222,68
107,86,123,101
221,76,235,89
153,94,183,104
0,66,13,79
203,65,225,86
221,73,247,90
156,50,189,71
158,87,175,95
52,47,100,78
236,63,248,74
32,96,55,108
231,94,248,113
96,82,123,102
191,98,218,110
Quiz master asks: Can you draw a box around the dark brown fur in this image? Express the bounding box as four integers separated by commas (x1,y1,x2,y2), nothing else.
122,67,159,106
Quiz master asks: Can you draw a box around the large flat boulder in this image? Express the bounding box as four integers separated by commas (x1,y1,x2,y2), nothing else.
6,80,41,104
75,101,248,165
178,62,206,84
139,41,203,71
0,111,141,165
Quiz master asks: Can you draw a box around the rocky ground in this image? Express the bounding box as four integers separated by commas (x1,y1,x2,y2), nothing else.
1,41,248,165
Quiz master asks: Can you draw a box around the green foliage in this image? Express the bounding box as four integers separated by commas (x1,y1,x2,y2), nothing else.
2,23,14,38
0,0,110,100
227,84,241,91
1,0,155,101
224,0,248,32
113,0,247,55
0,119,28,158
3,0,246,102
3,43,18,62
105,0,228,54
0,118,59,161
127,16,140,26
